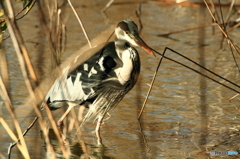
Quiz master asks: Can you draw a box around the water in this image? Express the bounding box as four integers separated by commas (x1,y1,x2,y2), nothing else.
1,0,240,158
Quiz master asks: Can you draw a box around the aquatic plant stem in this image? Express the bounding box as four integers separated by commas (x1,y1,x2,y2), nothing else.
67,0,92,48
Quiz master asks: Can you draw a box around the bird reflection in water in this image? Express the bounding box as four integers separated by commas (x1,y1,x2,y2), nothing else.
40,128,113,159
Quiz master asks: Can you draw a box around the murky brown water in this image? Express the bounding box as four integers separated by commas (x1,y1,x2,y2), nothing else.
1,0,240,158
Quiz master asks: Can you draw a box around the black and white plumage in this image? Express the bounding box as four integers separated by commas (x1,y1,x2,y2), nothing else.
42,19,155,136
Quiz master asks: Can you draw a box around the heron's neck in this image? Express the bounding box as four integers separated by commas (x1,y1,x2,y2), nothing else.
114,38,137,85
115,38,129,58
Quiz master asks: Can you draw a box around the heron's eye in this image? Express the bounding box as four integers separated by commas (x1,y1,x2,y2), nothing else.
125,31,134,38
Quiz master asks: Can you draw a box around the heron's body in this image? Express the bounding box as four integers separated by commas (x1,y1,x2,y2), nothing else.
45,42,140,114
42,20,154,142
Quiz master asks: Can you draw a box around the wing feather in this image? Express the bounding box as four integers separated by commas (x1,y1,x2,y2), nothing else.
81,80,126,124
42,42,119,110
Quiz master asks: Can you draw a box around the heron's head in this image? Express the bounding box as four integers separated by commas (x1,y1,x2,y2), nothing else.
115,19,155,56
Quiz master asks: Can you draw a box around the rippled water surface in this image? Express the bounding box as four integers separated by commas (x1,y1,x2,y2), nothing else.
1,0,240,158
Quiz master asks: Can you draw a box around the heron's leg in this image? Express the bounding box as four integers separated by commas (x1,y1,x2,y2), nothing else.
104,112,111,122
100,113,111,126
57,102,76,127
78,103,91,121
96,115,105,145
78,106,85,121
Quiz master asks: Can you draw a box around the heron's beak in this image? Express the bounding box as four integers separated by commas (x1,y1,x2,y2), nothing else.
134,35,156,57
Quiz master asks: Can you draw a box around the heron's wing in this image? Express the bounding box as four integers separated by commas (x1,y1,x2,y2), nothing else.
44,42,119,105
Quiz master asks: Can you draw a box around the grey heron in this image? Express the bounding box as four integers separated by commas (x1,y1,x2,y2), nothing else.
41,19,155,139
